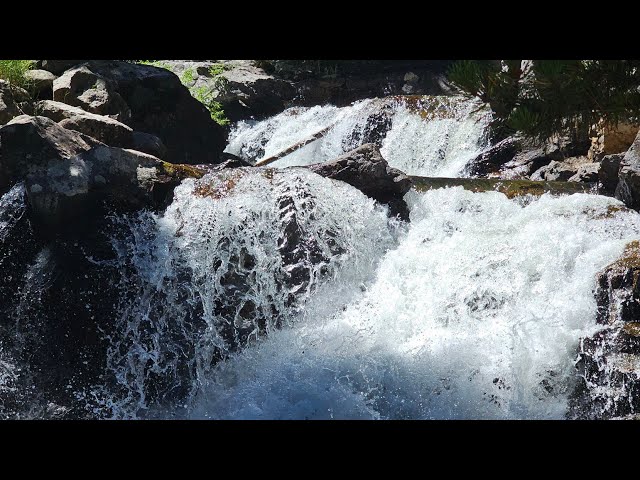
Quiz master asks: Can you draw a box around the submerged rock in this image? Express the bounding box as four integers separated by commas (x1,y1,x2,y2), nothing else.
308,143,411,219
569,241,640,419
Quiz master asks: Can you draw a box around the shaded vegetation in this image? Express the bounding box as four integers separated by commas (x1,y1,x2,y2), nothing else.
448,60,640,141
0,60,35,90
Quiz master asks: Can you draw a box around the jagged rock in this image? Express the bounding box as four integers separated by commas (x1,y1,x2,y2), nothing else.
85,61,227,165
595,240,640,325
568,163,600,183
614,130,640,209
467,136,521,177
36,100,132,147
0,80,33,125
37,60,88,76
588,122,639,162
308,143,411,219
531,160,577,181
599,154,626,194
0,115,92,187
131,131,167,160
52,65,131,123
0,115,190,232
24,69,56,99
569,241,640,419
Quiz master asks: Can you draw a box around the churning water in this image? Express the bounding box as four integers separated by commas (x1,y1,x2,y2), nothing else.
225,96,491,176
2,95,640,419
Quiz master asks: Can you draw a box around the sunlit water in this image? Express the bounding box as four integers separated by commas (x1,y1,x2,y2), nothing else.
225,96,491,176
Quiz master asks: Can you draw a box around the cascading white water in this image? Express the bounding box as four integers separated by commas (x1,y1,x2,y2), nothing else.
187,188,640,419
225,96,491,176
100,168,400,418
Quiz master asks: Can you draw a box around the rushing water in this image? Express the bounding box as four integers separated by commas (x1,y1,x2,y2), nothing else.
2,95,640,419
225,96,491,176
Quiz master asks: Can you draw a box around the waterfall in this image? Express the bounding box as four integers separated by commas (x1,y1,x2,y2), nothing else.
187,189,640,419
99,168,400,418
225,96,491,176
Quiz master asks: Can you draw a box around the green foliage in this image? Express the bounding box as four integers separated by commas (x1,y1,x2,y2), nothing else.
448,59,640,140
191,85,229,126
180,68,196,85
136,61,230,126
0,60,35,90
208,63,228,76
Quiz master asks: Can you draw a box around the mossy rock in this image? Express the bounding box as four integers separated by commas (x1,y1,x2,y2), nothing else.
409,176,594,198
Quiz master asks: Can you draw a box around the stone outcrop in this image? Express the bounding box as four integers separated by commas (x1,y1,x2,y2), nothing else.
308,143,412,219
0,80,33,125
598,154,626,194
23,69,56,100
588,122,639,162
86,60,227,165
614,130,640,208
569,241,640,419
37,60,89,76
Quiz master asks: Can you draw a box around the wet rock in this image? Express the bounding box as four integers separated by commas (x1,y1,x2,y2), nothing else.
308,143,411,219
467,136,521,177
599,154,625,194
86,60,227,165
595,240,640,325
0,80,33,125
53,65,131,123
569,242,640,419
614,131,640,209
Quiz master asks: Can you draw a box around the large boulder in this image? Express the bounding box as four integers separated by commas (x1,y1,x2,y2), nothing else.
568,162,600,183
53,65,131,123
0,115,191,232
614,130,640,208
23,69,56,100
85,61,227,165
308,143,411,219
0,80,33,125
599,153,626,195
131,131,168,160
37,60,88,76
36,100,133,147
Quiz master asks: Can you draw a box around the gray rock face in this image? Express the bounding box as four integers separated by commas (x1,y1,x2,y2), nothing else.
24,69,56,99
86,61,227,165
0,80,33,125
0,115,179,232
36,100,133,147
614,131,640,208
569,241,640,419
568,163,600,183
308,143,411,219
599,153,626,194
530,160,577,181
53,65,131,123
37,60,88,76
